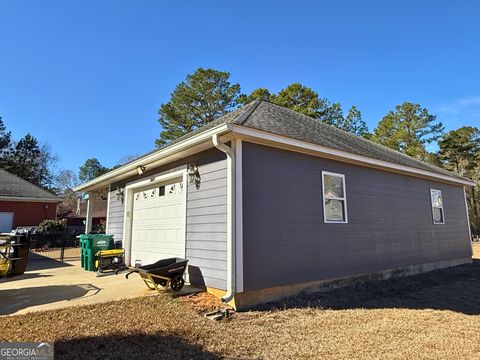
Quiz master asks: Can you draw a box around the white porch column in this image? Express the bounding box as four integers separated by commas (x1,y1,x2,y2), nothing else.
85,194,93,234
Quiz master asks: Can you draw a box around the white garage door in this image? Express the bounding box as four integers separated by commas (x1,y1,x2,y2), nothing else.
0,212,14,233
130,179,185,266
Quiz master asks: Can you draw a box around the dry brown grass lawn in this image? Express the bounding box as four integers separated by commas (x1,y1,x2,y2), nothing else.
2,244,480,360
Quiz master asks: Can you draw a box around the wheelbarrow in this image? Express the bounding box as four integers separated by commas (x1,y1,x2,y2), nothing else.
125,258,188,292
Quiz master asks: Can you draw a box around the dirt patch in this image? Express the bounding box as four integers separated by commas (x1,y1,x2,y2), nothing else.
178,291,225,314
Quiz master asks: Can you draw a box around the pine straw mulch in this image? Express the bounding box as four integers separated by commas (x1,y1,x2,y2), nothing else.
1,245,480,360
178,291,225,314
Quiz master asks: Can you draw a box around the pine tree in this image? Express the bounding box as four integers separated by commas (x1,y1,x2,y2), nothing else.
238,88,271,105
439,126,480,234
9,133,46,186
336,106,369,137
372,102,444,160
156,68,241,146
79,158,110,182
0,117,13,168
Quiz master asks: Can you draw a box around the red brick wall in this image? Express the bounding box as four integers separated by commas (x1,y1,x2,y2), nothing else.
0,201,58,228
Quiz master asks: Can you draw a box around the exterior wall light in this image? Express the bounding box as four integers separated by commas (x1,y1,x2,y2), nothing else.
115,187,125,204
187,164,201,189
136,166,146,175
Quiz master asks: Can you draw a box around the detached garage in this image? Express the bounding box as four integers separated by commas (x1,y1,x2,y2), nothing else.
0,169,60,232
74,100,474,310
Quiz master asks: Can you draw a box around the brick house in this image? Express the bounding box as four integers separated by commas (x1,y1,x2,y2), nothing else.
0,169,60,232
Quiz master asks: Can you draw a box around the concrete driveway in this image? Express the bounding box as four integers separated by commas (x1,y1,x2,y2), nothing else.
0,258,148,316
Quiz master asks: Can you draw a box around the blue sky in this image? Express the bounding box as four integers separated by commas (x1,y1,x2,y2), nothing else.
1,0,479,172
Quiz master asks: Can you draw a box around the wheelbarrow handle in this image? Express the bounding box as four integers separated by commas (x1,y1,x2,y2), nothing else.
125,270,135,279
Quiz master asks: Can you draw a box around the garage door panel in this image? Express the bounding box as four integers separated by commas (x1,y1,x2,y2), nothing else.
133,222,181,230
0,212,14,233
131,179,185,265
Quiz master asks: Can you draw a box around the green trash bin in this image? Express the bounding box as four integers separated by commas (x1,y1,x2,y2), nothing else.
79,234,114,271
84,249,94,271
79,235,92,269
79,236,86,268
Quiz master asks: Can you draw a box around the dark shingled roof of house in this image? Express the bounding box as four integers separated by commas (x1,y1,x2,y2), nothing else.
125,100,468,182
228,100,467,180
0,169,60,201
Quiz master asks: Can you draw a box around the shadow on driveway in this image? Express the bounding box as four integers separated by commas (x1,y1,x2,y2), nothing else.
26,257,74,271
54,333,222,360
0,284,101,315
0,272,54,282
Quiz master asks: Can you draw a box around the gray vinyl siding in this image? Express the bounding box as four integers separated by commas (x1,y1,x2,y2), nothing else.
186,160,227,290
107,187,124,242
242,142,472,291
105,148,227,290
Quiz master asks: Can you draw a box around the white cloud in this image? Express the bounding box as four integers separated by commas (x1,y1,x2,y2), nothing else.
435,96,480,126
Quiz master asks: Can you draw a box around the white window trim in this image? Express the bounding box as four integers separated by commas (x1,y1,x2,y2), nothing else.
322,171,348,224
430,188,445,225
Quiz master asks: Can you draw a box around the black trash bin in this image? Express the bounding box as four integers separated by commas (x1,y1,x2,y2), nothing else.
11,234,30,275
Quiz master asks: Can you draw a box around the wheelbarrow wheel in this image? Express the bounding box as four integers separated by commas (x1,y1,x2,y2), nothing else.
170,274,184,291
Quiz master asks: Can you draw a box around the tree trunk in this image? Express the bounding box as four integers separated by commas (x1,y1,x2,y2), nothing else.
470,187,480,235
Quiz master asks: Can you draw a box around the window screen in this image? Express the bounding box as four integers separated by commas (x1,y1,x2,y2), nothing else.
430,189,445,224
322,172,348,223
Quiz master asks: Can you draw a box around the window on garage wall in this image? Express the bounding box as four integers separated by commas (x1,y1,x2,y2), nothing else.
430,189,445,224
322,171,348,223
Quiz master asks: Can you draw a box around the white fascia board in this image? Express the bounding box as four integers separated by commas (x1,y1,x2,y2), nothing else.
74,123,232,192
231,125,476,187
0,196,61,203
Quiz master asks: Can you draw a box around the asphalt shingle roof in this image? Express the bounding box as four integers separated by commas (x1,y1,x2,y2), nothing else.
230,100,466,181
0,169,59,201
113,99,468,183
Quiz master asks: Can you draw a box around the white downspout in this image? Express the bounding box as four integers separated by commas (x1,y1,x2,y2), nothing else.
212,134,235,303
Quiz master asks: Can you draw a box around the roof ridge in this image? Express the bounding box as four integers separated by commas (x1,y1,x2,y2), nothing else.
256,101,467,180
342,125,456,177
0,168,58,199
241,101,470,182
233,99,263,125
